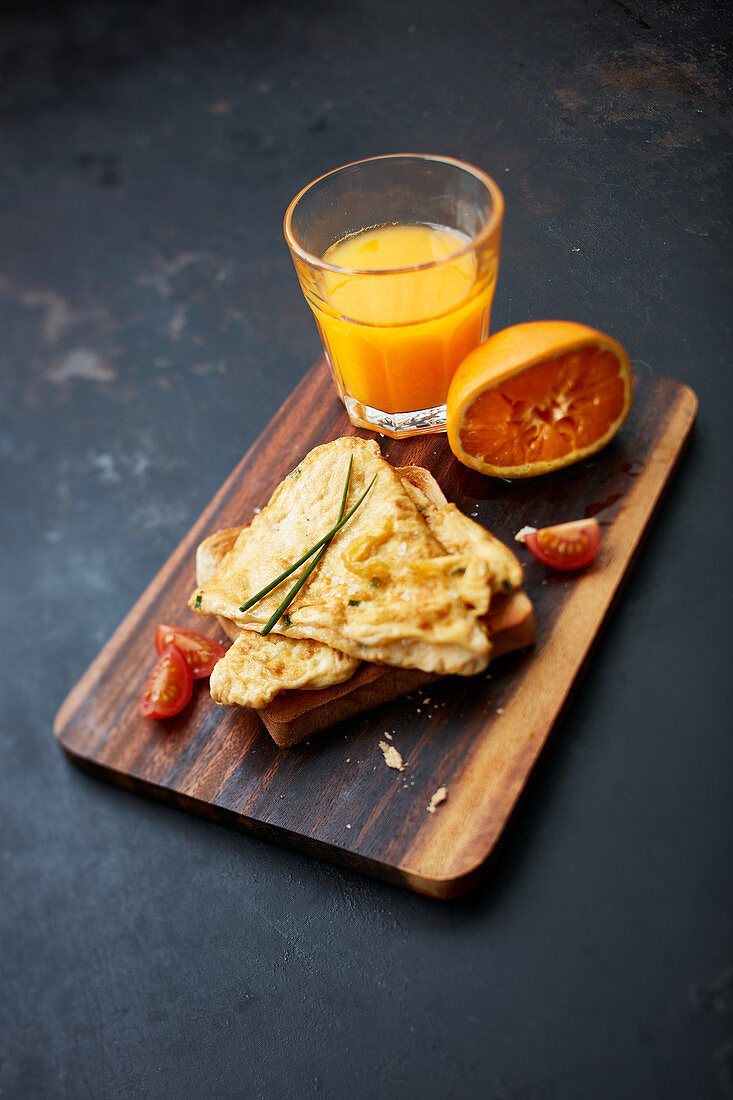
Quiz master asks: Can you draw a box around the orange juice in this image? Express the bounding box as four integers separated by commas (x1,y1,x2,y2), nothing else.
316,223,498,414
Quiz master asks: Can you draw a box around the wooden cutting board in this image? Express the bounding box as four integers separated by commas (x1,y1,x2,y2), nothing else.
54,361,696,898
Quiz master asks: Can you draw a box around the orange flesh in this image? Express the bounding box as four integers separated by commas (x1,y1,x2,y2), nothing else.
459,347,626,467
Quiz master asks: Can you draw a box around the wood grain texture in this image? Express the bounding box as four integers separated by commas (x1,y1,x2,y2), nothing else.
53,361,697,897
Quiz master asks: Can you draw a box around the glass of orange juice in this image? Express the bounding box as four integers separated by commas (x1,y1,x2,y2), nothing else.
284,154,504,437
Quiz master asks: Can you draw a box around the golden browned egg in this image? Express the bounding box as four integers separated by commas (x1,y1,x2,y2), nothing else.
398,467,524,595
210,629,359,709
190,438,495,676
195,520,362,705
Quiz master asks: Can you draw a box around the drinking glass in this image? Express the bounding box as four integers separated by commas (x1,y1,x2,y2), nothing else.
284,154,504,438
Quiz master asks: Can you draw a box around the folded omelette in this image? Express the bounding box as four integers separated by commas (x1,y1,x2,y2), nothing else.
190,438,524,709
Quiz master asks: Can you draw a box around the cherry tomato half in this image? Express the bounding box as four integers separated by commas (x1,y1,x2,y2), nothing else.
138,643,193,719
520,518,601,571
154,624,228,679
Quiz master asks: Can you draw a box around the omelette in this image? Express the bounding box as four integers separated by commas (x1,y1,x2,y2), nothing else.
209,631,360,709
190,438,524,702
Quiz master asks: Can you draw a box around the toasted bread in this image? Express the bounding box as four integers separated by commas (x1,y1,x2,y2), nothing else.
195,527,242,642
195,466,535,747
255,589,535,747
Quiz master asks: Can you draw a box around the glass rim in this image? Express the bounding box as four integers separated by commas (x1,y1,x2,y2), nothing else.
283,153,504,276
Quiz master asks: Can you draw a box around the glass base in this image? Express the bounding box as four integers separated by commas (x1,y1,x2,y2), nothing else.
343,396,447,439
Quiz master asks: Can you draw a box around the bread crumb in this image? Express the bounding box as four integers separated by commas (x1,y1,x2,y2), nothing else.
496,707,505,714
423,697,431,705
427,786,448,813
379,741,405,771
383,731,393,740
515,525,536,543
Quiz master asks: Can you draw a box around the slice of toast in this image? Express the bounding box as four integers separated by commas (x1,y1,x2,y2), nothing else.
196,468,535,748
255,589,535,747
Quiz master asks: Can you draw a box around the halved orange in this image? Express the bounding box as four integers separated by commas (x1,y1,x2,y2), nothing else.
446,321,633,478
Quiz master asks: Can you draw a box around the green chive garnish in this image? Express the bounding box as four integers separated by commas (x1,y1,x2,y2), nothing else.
259,457,363,636
239,456,361,614
252,458,376,636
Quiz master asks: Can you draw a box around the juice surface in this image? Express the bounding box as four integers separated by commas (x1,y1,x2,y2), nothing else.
316,223,496,414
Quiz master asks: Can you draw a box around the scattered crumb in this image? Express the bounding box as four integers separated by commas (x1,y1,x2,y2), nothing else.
383,731,393,740
427,786,448,814
346,824,351,829
541,579,549,585
496,707,505,715
346,758,350,763
423,697,431,705
379,741,405,771
515,525,536,543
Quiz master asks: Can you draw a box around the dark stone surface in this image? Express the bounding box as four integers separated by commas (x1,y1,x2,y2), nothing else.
1,1,731,1097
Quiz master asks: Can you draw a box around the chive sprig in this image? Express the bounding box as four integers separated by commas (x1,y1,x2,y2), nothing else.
236,456,376,636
